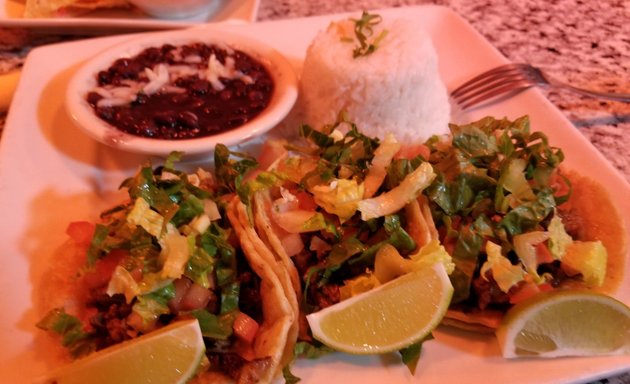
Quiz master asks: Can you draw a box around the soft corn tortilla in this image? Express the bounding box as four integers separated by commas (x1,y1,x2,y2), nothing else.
442,169,627,331
226,197,297,382
24,0,129,17
250,191,302,369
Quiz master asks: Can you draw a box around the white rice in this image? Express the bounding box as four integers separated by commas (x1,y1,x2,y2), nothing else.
297,17,451,143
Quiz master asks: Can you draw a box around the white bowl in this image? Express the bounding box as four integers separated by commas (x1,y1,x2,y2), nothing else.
66,28,298,158
127,0,216,19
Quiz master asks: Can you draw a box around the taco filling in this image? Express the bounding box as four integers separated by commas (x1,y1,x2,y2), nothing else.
37,153,294,383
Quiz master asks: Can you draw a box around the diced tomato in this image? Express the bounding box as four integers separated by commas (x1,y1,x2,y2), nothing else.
81,249,128,290
233,312,260,345
394,144,430,160
66,221,96,246
536,242,555,265
509,282,553,304
168,278,193,313
294,190,318,211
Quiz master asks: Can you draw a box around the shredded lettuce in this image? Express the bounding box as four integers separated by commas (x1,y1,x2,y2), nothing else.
399,336,433,375
311,178,364,223
409,240,455,274
127,197,165,237
214,143,259,195
547,214,572,259
513,230,550,280
190,309,236,340
107,265,141,303
480,241,526,293
131,283,176,331
159,231,191,279
358,162,435,220
294,341,335,359
36,308,96,358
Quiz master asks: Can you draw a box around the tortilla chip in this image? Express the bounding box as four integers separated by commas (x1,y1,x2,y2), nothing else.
24,0,129,17
227,198,296,382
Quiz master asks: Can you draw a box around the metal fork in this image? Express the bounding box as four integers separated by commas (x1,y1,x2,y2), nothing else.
451,63,630,109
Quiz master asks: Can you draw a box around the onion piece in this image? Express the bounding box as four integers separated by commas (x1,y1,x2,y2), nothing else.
363,133,401,198
281,232,305,257
273,210,320,233
358,162,435,221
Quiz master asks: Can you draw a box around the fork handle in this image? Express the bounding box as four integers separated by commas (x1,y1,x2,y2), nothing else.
546,76,630,102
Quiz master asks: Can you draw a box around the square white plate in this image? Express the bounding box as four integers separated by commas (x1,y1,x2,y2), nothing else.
0,0,260,31
0,5,628,383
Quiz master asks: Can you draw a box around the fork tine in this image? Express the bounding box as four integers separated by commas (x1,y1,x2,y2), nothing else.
451,63,539,109
453,71,528,102
454,71,530,101
458,80,534,109
451,64,526,97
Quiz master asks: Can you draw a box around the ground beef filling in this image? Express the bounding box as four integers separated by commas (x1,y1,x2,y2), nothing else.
84,251,265,380
86,43,274,140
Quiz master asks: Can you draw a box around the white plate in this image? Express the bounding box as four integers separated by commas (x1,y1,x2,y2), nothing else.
0,0,260,31
0,5,629,384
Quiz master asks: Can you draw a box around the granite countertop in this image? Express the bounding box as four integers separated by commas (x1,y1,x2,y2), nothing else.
0,0,629,382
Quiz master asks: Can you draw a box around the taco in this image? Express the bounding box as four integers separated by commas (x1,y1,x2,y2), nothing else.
421,116,627,332
230,116,456,359
36,154,296,383
226,196,300,374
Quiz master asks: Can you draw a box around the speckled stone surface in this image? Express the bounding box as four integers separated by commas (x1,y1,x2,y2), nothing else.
257,0,630,184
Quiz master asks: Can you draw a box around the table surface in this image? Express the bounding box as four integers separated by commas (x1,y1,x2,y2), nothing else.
0,0,629,382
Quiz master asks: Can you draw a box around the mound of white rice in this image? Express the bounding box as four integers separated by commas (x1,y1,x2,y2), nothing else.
298,16,450,143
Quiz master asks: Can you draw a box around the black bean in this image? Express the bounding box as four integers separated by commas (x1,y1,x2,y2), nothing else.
190,80,210,95
220,90,233,101
177,111,199,128
86,92,103,106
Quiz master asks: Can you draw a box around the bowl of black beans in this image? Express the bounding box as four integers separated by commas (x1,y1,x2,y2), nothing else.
66,27,298,157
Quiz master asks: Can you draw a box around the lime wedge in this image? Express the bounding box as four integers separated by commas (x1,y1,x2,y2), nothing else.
306,263,453,354
496,290,630,358
47,319,205,384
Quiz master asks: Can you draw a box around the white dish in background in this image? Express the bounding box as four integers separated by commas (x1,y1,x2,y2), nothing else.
66,28,298,157
127,0,217,19
0,5,629,384
0,0,260,31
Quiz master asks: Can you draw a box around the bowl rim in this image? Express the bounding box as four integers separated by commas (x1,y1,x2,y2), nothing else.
65,26,298,157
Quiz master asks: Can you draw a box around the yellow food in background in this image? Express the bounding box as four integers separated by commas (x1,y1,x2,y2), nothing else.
0,70,21,113
24,0,129,18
